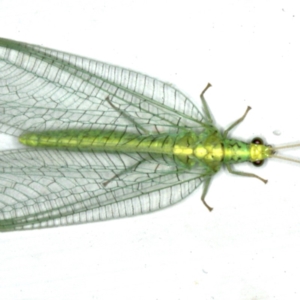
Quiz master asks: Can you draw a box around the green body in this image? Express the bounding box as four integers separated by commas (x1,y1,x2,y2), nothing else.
19,128,272,172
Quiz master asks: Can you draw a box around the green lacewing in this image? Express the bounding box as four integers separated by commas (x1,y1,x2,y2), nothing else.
0,38,298,231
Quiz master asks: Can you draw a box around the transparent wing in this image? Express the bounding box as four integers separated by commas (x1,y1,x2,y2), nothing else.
0,38,205,136
0,38,209,231
0,149,207,231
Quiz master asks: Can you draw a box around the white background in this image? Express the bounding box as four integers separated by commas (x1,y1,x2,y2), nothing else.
1,1,300,299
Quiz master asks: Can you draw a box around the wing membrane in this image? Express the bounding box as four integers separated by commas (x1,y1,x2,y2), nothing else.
0,38,207,230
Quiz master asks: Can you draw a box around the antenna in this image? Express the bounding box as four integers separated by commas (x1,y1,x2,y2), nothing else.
271,142,300,163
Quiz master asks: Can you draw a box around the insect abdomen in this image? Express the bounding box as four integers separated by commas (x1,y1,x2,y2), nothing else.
19,129,177,154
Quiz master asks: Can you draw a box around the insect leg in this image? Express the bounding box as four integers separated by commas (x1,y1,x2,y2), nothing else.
199,83,214,124
105,96,149,134
200,177,214,211
223,106,251,137
225,164,268,184
102,160,144,187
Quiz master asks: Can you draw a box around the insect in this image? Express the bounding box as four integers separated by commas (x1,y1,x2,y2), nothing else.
0,38,298,231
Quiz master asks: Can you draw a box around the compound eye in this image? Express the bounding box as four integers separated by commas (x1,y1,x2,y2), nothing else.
252,160,264,167
252,137,264,145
